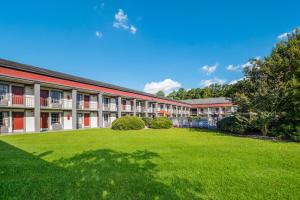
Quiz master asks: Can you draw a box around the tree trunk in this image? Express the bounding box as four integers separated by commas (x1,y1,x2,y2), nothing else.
261,124,268,136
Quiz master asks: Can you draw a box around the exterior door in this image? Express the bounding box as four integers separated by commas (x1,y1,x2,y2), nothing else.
40,90,49,107
12,86,24,105
40,112,49,129
13,112,24,130
84,95,90,109
84,113,90,127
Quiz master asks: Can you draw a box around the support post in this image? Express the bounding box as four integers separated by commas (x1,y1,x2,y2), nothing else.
72,89,77,130
34,83,40,132
98,92,103,128
145,101,149,117
155,102,158,117
118,96,122,118
133,99,137,116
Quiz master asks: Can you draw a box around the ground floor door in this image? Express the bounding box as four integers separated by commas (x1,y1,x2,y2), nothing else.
13,112,24,130
84,113,90,127
40,112,49,129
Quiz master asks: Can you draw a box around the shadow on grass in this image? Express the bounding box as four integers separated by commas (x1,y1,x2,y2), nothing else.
0,141,202,200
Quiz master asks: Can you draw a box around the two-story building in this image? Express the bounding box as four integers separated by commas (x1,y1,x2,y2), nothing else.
0,59,193,134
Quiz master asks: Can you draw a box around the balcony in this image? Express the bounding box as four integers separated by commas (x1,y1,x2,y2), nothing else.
0,94,34,108
103,104,117,112
136,106,146,113
122,105,133,112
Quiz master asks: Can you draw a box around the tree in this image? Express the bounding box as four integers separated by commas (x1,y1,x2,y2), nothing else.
156,90,165,97
228,29,300,137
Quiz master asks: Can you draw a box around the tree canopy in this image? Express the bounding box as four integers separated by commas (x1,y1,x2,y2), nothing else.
167,84,231,100
156,90,165,97
226,29,300,138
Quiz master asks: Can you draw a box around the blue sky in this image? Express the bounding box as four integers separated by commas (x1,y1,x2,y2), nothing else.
0,0,299,94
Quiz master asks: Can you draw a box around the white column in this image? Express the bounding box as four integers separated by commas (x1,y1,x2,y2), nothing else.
98,92,103,128
72,89,77,130
34,83,40,132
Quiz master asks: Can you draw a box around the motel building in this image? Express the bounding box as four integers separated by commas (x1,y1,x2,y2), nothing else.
0,59,236,134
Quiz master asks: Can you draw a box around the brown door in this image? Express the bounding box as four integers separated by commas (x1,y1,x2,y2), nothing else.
12,86,24,105
40,112,49,129
13,112,24,130
84,95,90,109
40,90,49,107
84,113,90,127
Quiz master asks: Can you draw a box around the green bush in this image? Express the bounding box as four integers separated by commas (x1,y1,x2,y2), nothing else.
217,115,249,134
112,116,145,130
150,117,173,129
142,117,153,127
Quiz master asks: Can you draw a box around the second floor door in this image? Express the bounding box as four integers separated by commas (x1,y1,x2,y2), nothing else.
12,86,24,105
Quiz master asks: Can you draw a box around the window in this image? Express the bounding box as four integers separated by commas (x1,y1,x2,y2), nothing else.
0,112,9,127
104,113,109,122
0,84,8,95
51,113,60,124
0,84,9,102
104,97,109,105
51,91,62,104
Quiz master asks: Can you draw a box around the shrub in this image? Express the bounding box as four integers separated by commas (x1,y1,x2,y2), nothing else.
217,115,249,134
112,116,145,130
150,117,173,129
142,117,153,127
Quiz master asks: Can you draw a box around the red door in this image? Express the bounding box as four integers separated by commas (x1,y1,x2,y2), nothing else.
84,95,90,109
84,113,90,127
13,112,24,130
40,113,49,129
40,90,49,107
12,86,24,105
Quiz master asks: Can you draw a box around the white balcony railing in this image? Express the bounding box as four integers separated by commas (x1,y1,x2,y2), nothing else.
90,102,98,110
25,96,34,107
103,104,117,111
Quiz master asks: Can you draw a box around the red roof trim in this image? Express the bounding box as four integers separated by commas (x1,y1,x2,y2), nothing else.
0,67,190,107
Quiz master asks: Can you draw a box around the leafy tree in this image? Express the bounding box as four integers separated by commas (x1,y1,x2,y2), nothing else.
156,90,165,97
228,29,300,137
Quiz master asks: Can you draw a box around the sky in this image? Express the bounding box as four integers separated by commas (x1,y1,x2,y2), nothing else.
0,0,299,94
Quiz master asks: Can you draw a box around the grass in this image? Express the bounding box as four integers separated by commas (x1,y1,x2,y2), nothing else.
0,128,299,200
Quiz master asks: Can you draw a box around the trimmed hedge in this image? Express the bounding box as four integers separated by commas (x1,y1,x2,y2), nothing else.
112,116,145,130
150,117,173,129
142,117,153,127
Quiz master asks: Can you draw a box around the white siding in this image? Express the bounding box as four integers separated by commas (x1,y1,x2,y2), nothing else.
63,111,72,130
90,112,98,128
63,92,72,109
110,113,116,123
25,110,35,132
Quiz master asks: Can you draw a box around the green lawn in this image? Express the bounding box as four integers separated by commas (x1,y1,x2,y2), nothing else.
0,128,299,200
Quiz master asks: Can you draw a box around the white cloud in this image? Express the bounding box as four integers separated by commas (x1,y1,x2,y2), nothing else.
144,79,182,94
130,25,137,34
226,64,240,71
277,28,299,40
241,61,252,69
229,78,244,85
113,9,137,34
226,57,261,72
200,78,226,87
201,63,218,74
95,31,103,38
278,32,288,40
